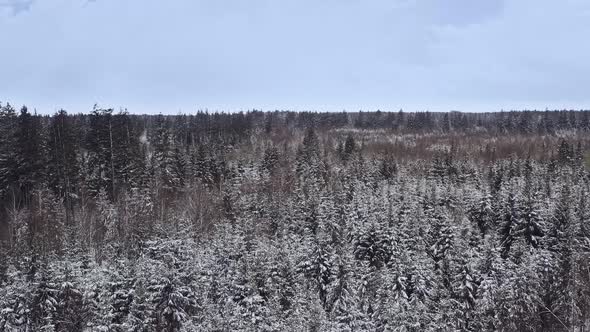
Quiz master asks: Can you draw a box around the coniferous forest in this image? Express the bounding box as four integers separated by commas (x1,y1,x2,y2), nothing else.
2,104,590,331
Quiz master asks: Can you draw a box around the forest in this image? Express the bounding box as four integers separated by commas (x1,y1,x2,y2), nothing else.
0,104,590,331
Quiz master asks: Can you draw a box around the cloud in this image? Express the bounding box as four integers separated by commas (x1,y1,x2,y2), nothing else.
0,0,33,14
0,0,96,16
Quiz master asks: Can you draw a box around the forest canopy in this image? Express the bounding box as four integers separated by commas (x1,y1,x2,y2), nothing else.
1,105,590,331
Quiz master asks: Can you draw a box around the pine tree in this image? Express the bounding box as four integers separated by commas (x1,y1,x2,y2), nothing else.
0,267,31,330
296,127,326,184
86,108,116,198
122,187,154,256
339,134,356,163
378,154,397,181
229,256,271,330
300,237,332,309
558,139,574,165
499,191,520,258
107,265,135,330
515,196,544,249
30,268,59,331
31,187,66,256
46,109,80,225
95,188,118,264
574,186,590,328
152,278,189,332
124,277,150,332
152,116,185,193
327,250,366,331
55,276,86,331
15,106,45,205
353,224,391,269
261,145,280,175
468,191,493,237
0,103,18,200
453,263,478,330
268,246,297,317
540,185,574,330
111,110,146,196
190,143,209,185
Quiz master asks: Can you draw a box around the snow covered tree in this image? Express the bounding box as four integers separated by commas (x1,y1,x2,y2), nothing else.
0,267,32,331
94,188,118,264
299,237,332,309
261,145,280,175
468,191,493,237
55,277,86,331
354,224,391,269
499,191,520,259
0,108,590,330
29,268,59,330
152,278,189,332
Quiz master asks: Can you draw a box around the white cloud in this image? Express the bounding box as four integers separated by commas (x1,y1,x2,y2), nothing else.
0,0,33,14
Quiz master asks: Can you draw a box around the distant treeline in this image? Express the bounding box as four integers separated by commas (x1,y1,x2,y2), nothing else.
1,105,589,206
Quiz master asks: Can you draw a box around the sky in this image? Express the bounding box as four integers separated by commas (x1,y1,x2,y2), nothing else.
1,0,590,114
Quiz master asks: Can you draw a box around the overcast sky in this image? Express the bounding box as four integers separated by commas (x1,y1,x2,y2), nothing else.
1,0,590,114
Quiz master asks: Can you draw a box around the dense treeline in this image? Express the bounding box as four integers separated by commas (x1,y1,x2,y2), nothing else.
1,103,590,331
